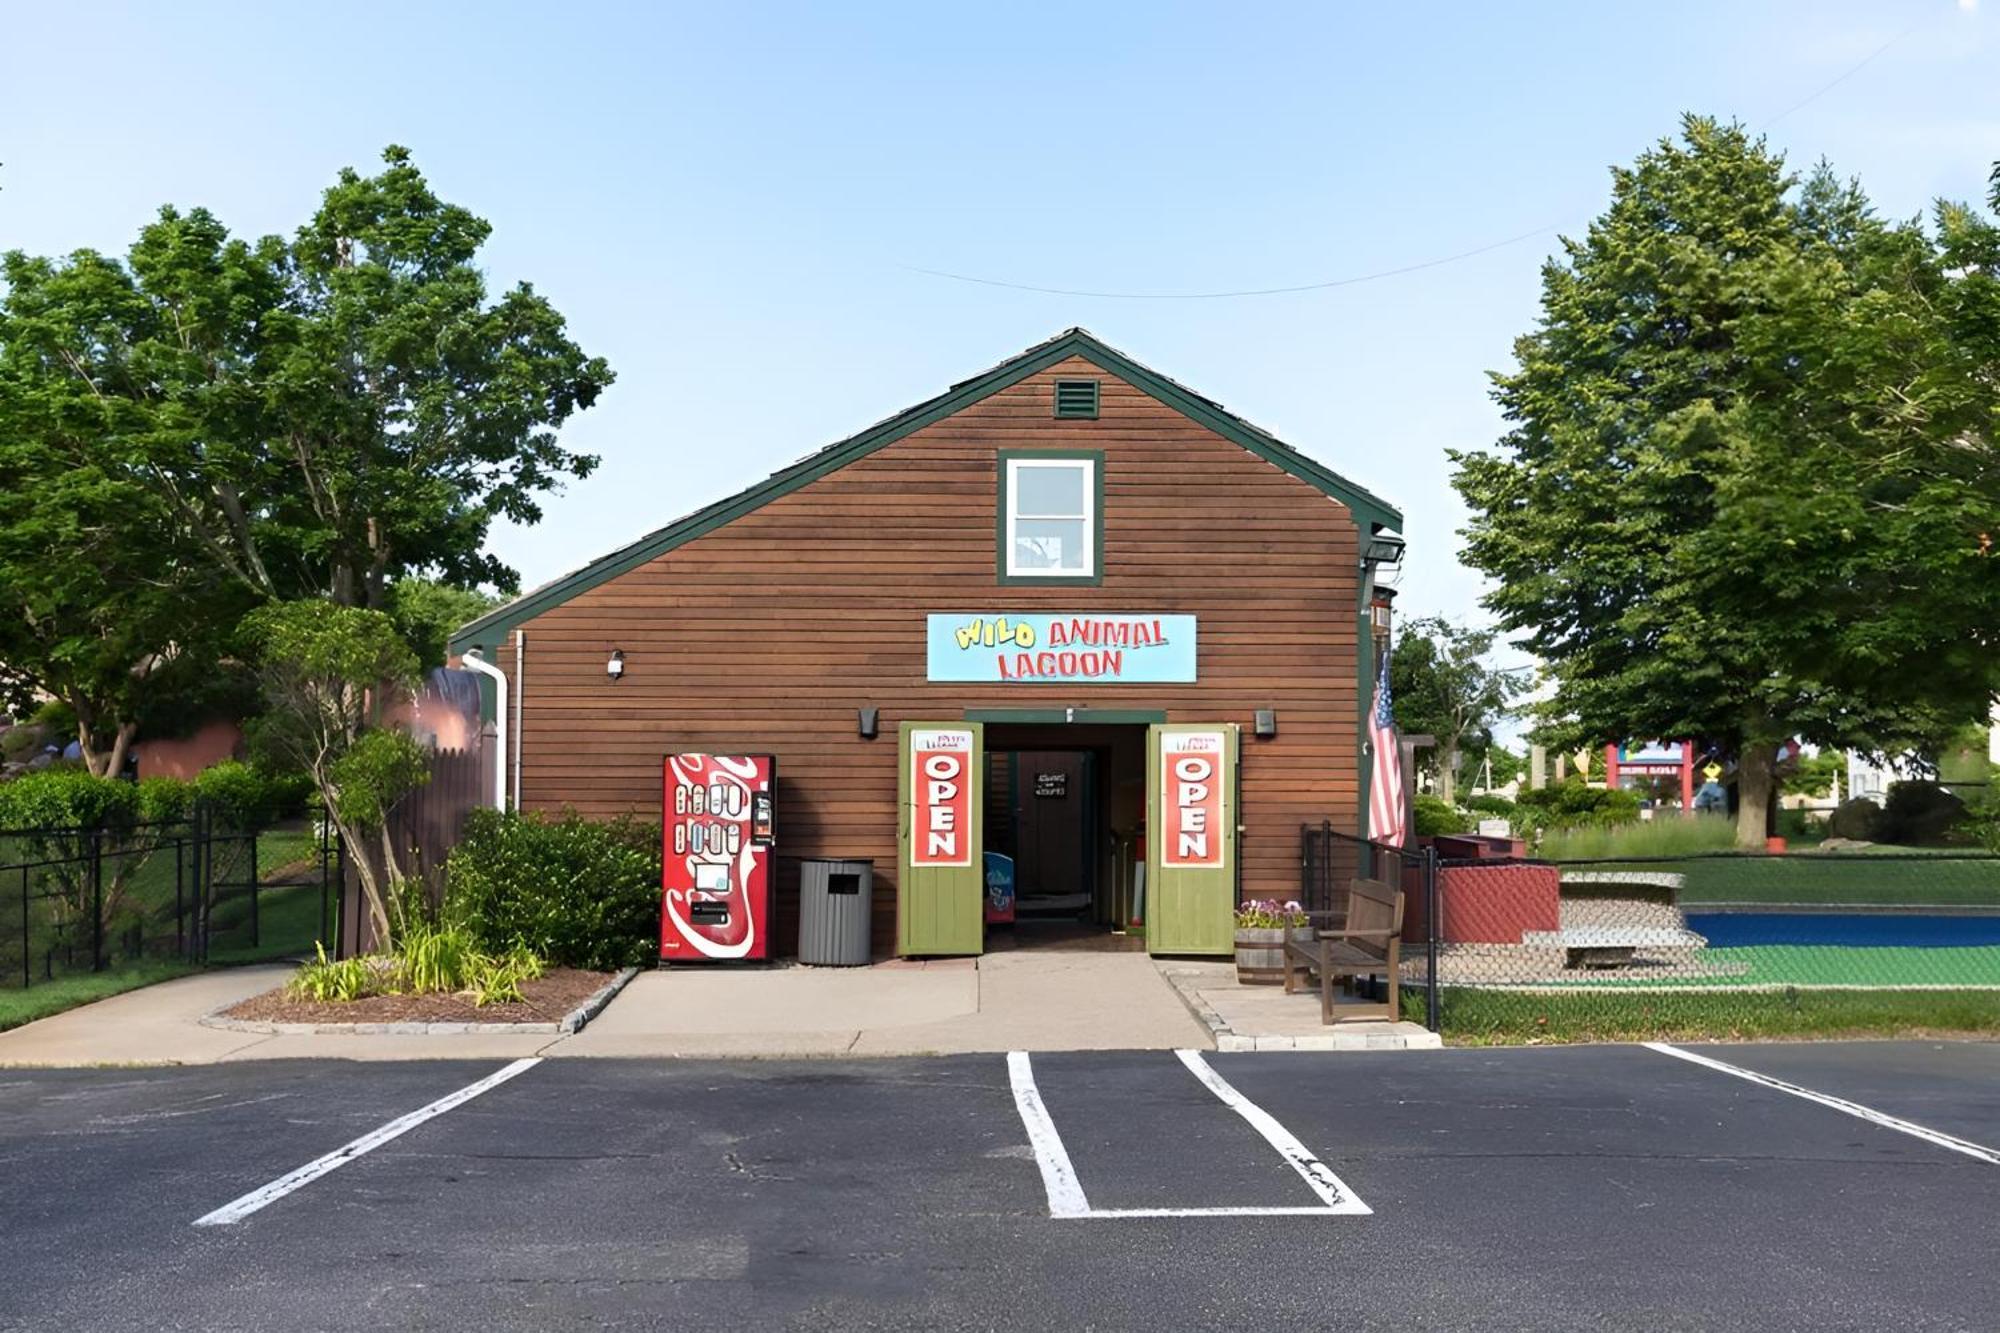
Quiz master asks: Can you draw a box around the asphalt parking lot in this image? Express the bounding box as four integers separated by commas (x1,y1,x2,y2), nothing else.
1,1040,1995,1331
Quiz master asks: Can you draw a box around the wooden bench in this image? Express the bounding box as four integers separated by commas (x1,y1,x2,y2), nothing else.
1283,877,1404,1024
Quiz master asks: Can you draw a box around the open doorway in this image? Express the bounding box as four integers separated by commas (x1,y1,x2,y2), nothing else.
981,723,1148,951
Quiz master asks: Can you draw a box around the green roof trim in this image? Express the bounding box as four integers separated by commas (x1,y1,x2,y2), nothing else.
449,328,1402,655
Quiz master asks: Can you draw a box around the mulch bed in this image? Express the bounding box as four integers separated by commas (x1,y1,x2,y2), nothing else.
222,967,615,1026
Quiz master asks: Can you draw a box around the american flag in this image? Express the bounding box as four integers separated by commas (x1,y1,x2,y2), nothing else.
1367,645,1406,847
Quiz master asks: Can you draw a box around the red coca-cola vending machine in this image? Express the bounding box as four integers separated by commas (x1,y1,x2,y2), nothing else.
661,754,775,962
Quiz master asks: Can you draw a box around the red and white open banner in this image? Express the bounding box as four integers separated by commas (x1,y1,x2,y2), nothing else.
1161,731,1227,869
911,727,975,867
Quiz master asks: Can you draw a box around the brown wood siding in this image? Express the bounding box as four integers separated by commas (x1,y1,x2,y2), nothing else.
511,357,1363,955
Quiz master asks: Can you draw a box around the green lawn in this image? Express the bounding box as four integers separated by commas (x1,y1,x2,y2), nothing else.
206,882,333,964
1562,853,2000,907
1423,984,2000,1045
1535,944,2000,989
0,961,198,1032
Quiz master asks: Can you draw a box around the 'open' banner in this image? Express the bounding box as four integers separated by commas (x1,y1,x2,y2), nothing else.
910,728,974,866
1161,731,1226,868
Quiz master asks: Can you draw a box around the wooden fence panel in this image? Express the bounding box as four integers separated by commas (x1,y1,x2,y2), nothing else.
340,735,495,954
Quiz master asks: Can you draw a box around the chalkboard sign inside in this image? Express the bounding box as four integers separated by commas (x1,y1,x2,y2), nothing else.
1033,772,1068,799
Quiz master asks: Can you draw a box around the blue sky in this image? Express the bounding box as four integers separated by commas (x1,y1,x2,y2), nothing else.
3,0,1994,649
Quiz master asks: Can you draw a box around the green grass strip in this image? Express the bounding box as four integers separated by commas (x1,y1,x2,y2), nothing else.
1421,985,2000,1045
0,961,198,1032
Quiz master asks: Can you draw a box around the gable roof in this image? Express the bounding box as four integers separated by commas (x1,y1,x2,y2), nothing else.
449,328,1402,655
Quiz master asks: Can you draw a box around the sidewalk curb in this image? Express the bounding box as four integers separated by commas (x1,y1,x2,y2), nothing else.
1156,963,1231,1050
198,967,640,1038
1154,961,1444,1052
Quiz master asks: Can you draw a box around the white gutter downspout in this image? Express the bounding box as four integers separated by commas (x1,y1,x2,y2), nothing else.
512,630,524,813
461,648,508,811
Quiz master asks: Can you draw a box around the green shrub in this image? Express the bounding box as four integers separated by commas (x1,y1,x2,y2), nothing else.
1462,793,1515,816
1412,794,1472,837
397,921,483,993
1513,780,1642,833
1775,807,1824,842
289,944,376,1002
1875,780,1968,846
0,768,145,832
191,761,307,829
0,723,48,761
1825,796,1882,841
444,808,660,971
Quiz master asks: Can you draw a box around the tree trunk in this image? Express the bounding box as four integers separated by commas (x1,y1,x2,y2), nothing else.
1736,740,1778,850
328,809,392,952
102,721,137,781
1436,742,1458,804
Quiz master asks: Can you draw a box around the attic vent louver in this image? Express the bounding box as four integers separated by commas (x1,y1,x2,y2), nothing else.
1053,379,1100,419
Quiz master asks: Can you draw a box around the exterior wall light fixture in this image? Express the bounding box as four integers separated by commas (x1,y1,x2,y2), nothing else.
1254,708,1278,739
1363,526,1406,566
858,707,880,739
607,649,625,681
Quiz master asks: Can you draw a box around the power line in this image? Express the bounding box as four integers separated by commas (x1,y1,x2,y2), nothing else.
1760,10,1941,130
903,6,1963,304
899,224,1556,300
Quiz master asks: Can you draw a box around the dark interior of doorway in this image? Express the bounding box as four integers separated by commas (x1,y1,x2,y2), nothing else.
981,723,1147,952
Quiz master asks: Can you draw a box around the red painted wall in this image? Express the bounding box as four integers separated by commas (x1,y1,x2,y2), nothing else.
1430,862,1560,945
134,719,242,782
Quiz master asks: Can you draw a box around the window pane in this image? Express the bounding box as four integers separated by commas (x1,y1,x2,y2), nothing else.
1013,518,1087,572
1014,464,1085,516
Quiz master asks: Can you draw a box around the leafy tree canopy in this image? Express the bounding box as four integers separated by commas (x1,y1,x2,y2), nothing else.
1389,615,1527,803
0,145,611,615
1453,117,2000,846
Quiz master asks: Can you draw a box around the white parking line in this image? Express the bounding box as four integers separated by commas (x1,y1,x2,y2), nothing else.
1645,1043,2000,1167
1006,1050,1090,1217
193,1058,543,1227
1006,1050,1370,1219
1175,1049,1371,1214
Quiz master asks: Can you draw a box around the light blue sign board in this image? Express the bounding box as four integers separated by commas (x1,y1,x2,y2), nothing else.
926,613,1197,683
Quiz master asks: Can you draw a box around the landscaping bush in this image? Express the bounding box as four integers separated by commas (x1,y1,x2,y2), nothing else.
1462,793,1515,816
1412,793,1472,837
444,808,660,971
1512,780,1642,833
0,768,172,831
1775,806,1824,843
1825,797,1882,841
1874,780,1968,846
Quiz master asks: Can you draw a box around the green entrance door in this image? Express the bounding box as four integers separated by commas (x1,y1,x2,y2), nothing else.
1145,723,1238,955
897,721,985,956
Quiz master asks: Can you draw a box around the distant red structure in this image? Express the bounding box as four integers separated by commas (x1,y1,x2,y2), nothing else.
1603,740,1697,811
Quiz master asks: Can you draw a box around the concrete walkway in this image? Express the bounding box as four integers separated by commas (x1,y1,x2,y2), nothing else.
1157,960,1442,1051
0,950,1211,1066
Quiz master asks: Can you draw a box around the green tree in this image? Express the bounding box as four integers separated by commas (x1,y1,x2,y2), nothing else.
386,579,500,669
1,145,608,617
1,148,606,890
0,255,253,774
1388,616,1527,804
1453,118,2000,848
243,601,426,947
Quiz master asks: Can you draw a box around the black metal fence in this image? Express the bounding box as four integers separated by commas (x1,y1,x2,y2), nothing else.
1299,821,1440,1030
0,811,339,990
1416,847,2000,1040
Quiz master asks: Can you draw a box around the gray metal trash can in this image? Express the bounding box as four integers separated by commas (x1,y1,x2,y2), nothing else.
798,859,872,965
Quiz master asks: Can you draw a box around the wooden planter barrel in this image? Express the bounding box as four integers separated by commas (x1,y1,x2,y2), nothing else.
1234,925,1312,984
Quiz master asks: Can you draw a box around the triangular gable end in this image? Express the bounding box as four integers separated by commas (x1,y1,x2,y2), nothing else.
450,328,1401,655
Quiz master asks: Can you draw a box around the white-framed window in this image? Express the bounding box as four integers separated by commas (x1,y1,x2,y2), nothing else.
1003,455,1096,579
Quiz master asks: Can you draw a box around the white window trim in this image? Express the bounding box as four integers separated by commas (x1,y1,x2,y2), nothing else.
1004,456,1096,579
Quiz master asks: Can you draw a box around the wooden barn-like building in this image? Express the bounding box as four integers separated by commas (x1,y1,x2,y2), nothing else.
448,330,1403,960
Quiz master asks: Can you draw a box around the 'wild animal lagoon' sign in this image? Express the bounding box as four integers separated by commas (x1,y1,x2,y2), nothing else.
925,613,1197,683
